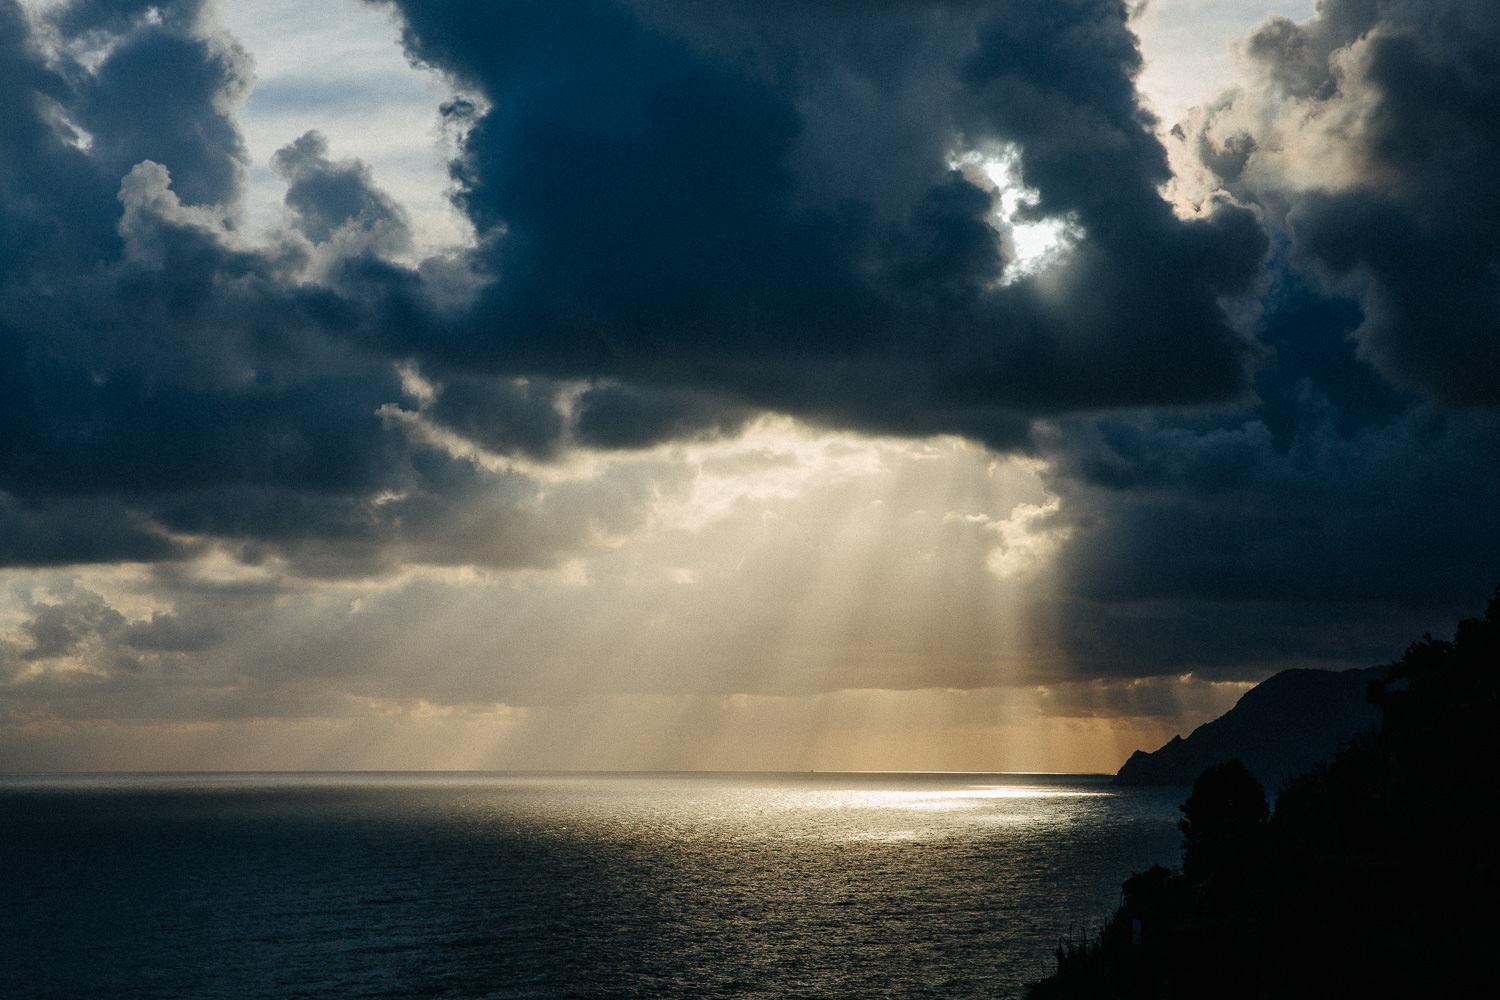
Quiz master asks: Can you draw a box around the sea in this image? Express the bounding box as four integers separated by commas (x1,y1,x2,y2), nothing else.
0,771,1186,1000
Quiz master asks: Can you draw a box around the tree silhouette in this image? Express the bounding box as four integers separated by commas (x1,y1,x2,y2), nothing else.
1177,758,1267,885
1029,587,1500,999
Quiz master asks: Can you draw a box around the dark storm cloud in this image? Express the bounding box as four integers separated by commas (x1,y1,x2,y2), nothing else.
0,1,463,573
1040,404,1500,600
0,493,184,566
2,0,1272,575
1197,0,1500,406
137,448,634,580
0,2,118,271
382,0,1265,445
0,0,1496,704
271,130,411,250
573,384,753,450
72,9,253,209
422,375,567,459
0,317,398,499
121,610,221,653
1028,0,1500,677
20,587,125,661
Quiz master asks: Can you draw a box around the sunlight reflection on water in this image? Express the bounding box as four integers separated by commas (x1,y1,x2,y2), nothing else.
1,771,1184,1000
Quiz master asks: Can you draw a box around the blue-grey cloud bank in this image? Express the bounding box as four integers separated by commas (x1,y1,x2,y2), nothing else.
0,0,1497,770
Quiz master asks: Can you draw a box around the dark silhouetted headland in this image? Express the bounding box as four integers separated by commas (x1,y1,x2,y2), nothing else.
1113,665,1382,792
1030,585,1500,999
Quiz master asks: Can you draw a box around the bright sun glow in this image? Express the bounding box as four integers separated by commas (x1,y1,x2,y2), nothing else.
951,146,1082,282
1,416,1099,772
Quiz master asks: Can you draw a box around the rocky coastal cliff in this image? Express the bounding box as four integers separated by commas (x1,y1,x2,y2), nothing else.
1113,665,1383,791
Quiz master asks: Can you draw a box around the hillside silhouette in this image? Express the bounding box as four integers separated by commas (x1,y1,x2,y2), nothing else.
1029,586,1500,999
1114,665,1382,791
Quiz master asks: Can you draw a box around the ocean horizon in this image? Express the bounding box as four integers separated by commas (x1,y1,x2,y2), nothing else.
2,770,1186,999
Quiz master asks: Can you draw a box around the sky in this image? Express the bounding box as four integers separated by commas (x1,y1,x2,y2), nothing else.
1,0,1496,774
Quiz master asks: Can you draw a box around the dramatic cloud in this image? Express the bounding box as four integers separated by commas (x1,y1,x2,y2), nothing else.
386,0,1266,445
1185,0,1500,405
270,129,411,252
0,0,1496,771
1015,0,1500,691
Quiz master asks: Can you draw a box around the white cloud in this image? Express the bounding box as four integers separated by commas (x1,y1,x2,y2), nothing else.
1131,0,1318,128
216,0,473,255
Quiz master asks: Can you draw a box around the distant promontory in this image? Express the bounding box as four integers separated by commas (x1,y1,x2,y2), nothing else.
1113,665,1383,791
1031,587,1500,999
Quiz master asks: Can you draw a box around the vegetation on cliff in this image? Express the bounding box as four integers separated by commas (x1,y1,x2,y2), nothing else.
1029,588,1500,999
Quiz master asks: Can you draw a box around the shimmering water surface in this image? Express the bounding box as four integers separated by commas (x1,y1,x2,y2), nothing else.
0,771,1185,999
